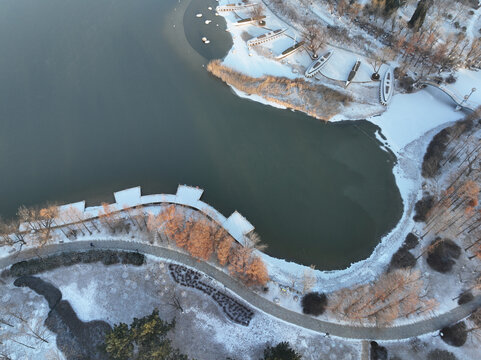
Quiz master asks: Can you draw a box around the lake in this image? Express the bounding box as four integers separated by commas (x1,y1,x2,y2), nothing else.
0,0,402,269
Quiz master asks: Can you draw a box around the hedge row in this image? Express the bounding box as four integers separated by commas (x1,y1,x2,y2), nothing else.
9,250,145,277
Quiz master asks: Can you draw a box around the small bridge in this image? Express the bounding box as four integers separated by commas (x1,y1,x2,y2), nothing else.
419,80,477,112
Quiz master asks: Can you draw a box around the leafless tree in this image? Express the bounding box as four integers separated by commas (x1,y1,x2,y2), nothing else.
302,23,326,57
244,231,267,251
302,265,317,294
249,4,264,20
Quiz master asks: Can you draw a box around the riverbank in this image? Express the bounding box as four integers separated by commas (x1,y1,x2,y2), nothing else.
207,60,351,120
208,0,480,292
210,0,387,121
0,181,460,327
211,0,481,144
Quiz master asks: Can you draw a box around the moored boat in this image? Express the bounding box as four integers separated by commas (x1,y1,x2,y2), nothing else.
304,50,334,77
247,28,287,47
235,15,266,26
380,68,394,105
277,41,305,60
345,59,361,87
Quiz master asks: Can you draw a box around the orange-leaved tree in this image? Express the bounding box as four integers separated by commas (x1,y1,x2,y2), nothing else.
186,219,214,261
229,245,268,286
159,205,185,243
244,255,269,286
216,236,234,266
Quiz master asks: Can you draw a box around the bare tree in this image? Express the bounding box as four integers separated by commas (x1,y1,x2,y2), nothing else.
302,23,326,57
59,205,93,236
302,265,317,294
0,219,26,250
249,4,264,21
367,50,385,79
329,270,436,325
244,231,267,251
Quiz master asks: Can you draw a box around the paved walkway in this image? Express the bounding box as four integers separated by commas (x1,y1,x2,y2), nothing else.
2,240,481,340
361,341,369,360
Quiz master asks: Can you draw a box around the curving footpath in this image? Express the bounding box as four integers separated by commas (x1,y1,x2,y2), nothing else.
2,239,481,340
419,81,477,112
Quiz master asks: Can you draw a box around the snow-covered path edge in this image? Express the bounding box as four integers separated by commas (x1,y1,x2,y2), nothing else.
3,239,481,340
263,118,458,292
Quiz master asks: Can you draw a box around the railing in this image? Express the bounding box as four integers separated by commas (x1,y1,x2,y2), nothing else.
419,81,477,112
1,185,255,252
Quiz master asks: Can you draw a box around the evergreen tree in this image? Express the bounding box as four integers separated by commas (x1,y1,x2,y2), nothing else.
262,342,301,360
104,309,188,360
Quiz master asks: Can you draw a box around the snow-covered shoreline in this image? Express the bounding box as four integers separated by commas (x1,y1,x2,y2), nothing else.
2,0,480,323
209,0,481,292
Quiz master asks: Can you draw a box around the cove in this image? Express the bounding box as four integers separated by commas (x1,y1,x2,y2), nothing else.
0,0,402,270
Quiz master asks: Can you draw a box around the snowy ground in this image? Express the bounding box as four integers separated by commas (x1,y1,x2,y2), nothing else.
0,116,473,330
209,0,481,320
1,258,362,360
0,278,63,359
3,256,481,359
215,0,387,120
383,327,481,360
1,0,481,348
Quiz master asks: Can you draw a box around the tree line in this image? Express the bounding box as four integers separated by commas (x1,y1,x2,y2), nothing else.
0,203,269,287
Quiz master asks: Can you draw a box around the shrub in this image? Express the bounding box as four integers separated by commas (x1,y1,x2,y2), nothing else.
440,321,467,347
120,252,144,266
445,74,457,84
370,341,388,360
403,233,419,250
398,76,415,93
458,291,474,305
422,128,450,178
451,117,474,135
102,252,119,265
262,342,301,360
413,195,434,222
10,250,145,276
427,349,457,360
426,239,461,273
388,247,416,271
301,292,327,316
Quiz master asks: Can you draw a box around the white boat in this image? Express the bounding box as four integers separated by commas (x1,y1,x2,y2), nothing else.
276,41,305,60
345,59,361,87
235,15,265,26
380,68,394,105
247,28,287,47
304,50,333,77
216,2,257,12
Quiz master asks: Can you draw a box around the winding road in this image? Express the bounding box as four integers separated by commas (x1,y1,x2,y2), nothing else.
2,239,481,340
